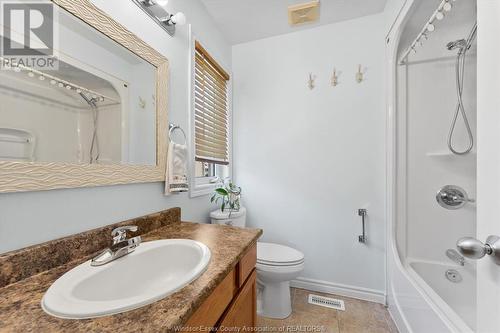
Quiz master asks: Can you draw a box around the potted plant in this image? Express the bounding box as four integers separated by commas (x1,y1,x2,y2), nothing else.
210,180,241,217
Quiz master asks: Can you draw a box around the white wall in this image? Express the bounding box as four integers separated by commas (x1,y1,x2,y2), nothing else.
383,0,408,36
232,14,387,295
0,0,231,254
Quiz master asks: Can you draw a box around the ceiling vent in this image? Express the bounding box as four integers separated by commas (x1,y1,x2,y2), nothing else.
288,1,320,26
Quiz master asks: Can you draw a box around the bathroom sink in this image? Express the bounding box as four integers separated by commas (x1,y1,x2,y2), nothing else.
42,239,211,319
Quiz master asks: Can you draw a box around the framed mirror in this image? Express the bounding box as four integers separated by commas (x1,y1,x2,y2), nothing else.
0,0,168,192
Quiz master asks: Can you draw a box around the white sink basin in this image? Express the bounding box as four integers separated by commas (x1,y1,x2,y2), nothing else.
42,239,211,319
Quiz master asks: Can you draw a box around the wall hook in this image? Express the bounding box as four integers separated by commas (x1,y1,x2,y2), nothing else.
308,73,316,90
331,68,339,87
139,96,146,109
356,65,364,83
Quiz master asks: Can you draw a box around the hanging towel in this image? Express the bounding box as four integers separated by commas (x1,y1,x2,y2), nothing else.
165,141,189,194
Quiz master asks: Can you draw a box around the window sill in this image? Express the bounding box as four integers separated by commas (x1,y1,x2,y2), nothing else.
190,182,216,198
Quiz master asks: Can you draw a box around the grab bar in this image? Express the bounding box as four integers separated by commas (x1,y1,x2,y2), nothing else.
358,209,367,243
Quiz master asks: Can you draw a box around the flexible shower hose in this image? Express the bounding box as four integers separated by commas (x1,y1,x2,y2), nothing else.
447,34,475,155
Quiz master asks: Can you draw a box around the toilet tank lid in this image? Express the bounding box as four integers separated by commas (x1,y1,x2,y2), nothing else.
257,242,304,264
210,207,246,220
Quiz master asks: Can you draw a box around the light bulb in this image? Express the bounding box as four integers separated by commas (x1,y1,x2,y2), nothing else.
443,2,452,11
171,12,186,25
13,66,21,72
39,75,45,81
66,85,72,90
58,82,64,88
156,0,168,7
76,89,82,93
427,23,435,32
28,71,35,77
436,11,444,20
50,79,57,85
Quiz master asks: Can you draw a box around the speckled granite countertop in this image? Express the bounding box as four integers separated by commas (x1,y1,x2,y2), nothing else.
0,208,262,333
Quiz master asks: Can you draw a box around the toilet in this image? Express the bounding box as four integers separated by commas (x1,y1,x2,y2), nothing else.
210,207,305,319
210,207,247,227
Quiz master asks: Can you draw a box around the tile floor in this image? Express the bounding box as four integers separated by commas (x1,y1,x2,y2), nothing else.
257,288,398,333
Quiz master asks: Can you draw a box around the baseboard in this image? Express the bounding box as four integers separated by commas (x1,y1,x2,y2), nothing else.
290,277,386,304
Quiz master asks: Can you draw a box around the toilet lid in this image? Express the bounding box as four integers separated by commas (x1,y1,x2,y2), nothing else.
257,242,304,266
210,207,246,220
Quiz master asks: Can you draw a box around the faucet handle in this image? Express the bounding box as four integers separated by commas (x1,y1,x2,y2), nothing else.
111,226,138,244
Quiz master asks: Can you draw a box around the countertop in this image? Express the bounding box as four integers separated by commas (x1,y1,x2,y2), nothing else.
0,219,262,332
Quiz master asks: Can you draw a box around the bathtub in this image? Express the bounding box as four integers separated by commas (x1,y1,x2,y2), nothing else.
408,260,476,332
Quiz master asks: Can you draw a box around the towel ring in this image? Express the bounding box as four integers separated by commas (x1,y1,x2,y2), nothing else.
168,123,187,145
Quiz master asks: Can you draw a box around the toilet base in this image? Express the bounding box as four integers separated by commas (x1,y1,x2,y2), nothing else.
257,280,292,319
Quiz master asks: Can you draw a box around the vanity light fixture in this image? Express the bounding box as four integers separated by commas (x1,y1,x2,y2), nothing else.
132,0,186,36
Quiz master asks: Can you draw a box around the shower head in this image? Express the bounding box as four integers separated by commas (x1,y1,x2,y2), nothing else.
79,92,98,108
446,39,468,52
446,23,477,55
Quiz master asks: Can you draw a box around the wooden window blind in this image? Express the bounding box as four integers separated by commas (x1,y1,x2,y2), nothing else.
194,41,230,166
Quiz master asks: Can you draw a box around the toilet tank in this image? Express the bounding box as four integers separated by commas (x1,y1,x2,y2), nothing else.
210,207,246,228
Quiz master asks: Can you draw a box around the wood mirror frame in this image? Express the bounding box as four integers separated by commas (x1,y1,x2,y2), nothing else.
0,0,168,193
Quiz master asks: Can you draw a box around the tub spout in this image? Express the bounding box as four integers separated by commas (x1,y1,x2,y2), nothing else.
446,249,465,266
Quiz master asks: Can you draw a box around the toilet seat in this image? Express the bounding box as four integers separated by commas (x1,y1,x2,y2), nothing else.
257,242,304,267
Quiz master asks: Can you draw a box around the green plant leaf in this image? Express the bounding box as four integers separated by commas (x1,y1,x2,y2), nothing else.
210,194,216,203
215,188,228,196
221,202,225,212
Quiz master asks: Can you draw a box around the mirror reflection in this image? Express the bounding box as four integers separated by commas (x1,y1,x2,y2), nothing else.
0,7,157,165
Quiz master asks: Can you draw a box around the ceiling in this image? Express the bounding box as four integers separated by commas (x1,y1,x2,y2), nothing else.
199,0,388,45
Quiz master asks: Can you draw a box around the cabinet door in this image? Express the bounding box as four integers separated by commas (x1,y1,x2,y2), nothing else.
238,244,256,287
219,270,257,330
185,269,237,329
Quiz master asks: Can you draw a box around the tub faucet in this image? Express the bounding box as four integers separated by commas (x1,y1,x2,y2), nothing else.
446,249,465,266
91,226,141,266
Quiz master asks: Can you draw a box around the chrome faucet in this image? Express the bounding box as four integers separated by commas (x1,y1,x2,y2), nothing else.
446,249,465,266
91,226,141,266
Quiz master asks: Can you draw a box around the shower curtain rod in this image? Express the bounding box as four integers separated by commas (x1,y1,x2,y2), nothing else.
0,83,121,111
399,0,453,65
1,57,120,103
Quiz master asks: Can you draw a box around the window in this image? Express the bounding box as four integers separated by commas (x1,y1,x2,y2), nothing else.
191,41,230,194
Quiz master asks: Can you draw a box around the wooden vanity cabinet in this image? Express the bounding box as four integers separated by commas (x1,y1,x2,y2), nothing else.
185,243,257,331
219,270,257,329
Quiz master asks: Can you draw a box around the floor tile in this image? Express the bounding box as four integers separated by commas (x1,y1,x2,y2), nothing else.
256,288,398,333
